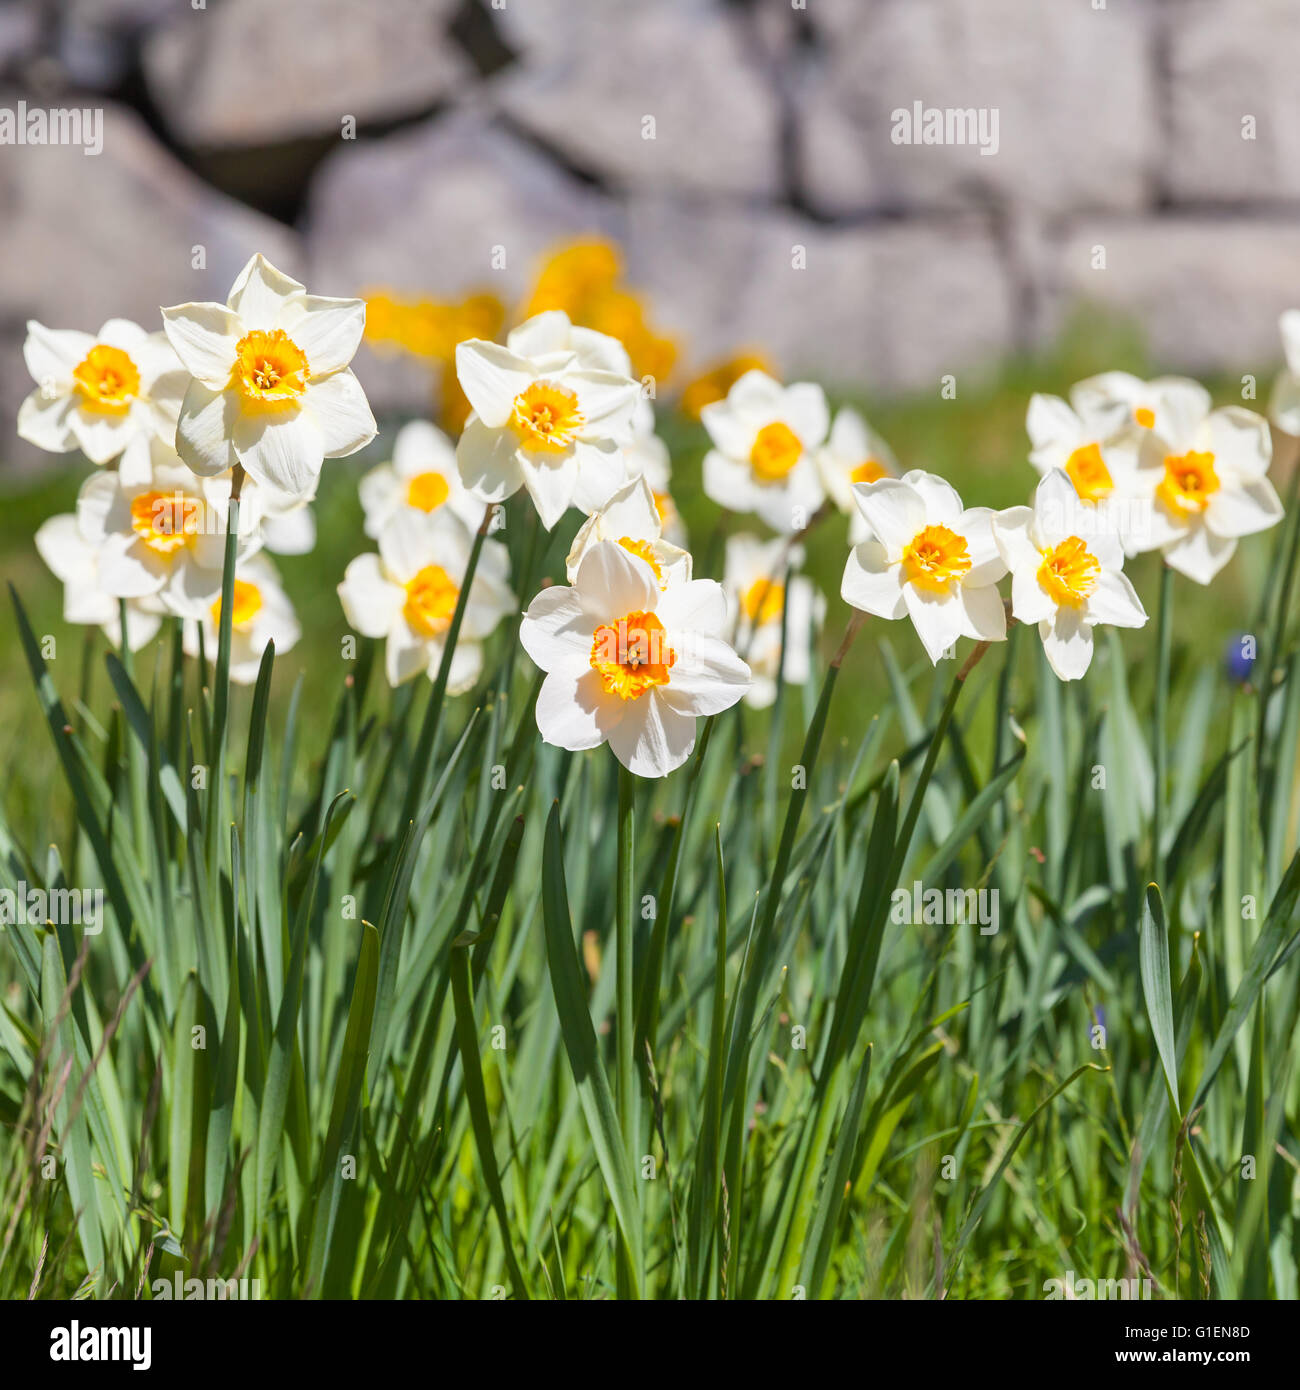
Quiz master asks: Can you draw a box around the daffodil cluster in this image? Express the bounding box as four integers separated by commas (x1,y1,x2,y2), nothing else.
23,253,378,679
23,246,1292,773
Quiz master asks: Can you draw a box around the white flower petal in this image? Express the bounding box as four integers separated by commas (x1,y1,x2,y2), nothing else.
1086,570,1147,629
656,578,731,639
854,478,926,554
902,584,966,664
841,540,906,619
304,369,376,458
233,406,325,496
226,253,305,329
959,583,1007,643
175,381,240,476
518,454,579,530
607,690,697,778
16,390,75,452
280,295,366,376
1163,524,1236,585
575,540,660,619
536,668,624,752
1205,477,1284,540
455,340,536,428
338,553,404,637
23,322,93,386
456,415,525,503
1040,608,1094,681
161,302,242,387
660,634,750,717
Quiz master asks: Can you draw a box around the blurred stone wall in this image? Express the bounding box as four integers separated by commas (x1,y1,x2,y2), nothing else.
2,0,1298,467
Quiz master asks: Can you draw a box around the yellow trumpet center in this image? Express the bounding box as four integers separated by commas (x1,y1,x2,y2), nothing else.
1065,442,1113,502
211,579,264,630
1038,536,1100,607
1134,406,1156,429
618,536,665,584
230,329,310,404
403,563,459,638
749,421,803,482
1157,450,1219,518
741,577,785,625
511,380,584,453
850,459,887,485
902,524,971,593
406,470,450,512
590,610,675,700
73,344,140,414
129,490,202,556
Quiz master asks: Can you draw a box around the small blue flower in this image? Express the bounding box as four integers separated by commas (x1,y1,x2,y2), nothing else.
1224,633,1256,684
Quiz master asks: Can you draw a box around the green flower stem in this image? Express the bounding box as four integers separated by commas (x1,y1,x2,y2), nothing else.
615,757,641,1297
1152,562,1173,887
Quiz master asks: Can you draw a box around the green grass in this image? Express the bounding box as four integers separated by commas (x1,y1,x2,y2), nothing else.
2,310,1299,1300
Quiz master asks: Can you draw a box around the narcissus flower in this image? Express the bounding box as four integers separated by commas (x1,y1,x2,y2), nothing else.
74,442,261,617
1025,392,1152,552
1069,371,1210,440
17,318,187,479
1268,309,1300,437
519,541,750,778
993,469,1147,680
566,476,691,589
841,470,1007,664
161,253,376,497
1128,402,1283,584
359,419,483,539
34,513,167,651
724,534,823,709
181,553,301,683
702,370,828,533
817,407,898,544
454,310,640,529
338,511,515,690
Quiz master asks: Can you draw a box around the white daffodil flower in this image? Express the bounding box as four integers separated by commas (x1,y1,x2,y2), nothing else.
816,406,898,545
74,441,262,618
162,253,377,498
181,553,301,683
453,310,641,530
566,475,691,589
841,469,1007,665
359,419,484,540
1069,371,1211,441
1025,392,1151,553
34,513,167,651
702,370,828,533
338,510,515,691
724,533,823,709
1128,401,1283,584
17,317,187,480
519,541,750,778
1268,309,1300,437
993,469,1147,681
